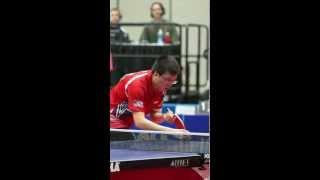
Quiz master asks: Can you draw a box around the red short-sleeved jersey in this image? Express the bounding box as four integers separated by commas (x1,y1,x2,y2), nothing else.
110,70,165,128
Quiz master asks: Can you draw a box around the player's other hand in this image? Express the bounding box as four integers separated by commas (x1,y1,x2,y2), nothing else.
171,128,191,140
167,128,188,133
174,129,190,134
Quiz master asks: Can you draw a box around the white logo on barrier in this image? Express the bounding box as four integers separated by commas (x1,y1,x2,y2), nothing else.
170,159,189,167
110,162,120,172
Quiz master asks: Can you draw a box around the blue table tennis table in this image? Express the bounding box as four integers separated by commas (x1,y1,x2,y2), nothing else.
109,129,209,180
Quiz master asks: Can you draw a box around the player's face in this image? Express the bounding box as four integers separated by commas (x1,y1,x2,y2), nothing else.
151,4,163,19
111,10,121,24
154,72,177,92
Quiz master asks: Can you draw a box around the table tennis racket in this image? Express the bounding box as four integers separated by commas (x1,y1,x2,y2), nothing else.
167,108,186,129
172,114,186,129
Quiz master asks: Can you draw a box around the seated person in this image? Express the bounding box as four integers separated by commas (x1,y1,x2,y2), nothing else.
139,2,179,44
110,8,130,43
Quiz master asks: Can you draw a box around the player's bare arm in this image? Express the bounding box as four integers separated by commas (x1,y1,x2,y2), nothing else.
133,111,188,133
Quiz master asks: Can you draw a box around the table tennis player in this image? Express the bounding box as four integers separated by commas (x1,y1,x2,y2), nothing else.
110,55,187,133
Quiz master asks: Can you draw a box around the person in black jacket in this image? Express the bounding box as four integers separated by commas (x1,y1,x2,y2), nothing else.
110,8,130,43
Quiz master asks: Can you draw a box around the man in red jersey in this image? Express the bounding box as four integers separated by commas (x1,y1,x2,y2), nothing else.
110,55,187,132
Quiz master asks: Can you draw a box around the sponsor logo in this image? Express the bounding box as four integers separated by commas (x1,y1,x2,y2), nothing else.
133,100,143,108
110,162,120,172
170,159,189,167
113,102,131,119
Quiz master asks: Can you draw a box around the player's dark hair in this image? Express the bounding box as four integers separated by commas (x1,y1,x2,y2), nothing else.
152,56,180,76
150,1,166,18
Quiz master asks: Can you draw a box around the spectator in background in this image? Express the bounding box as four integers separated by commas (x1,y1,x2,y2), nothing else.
110,8,130,43
140,2,179,44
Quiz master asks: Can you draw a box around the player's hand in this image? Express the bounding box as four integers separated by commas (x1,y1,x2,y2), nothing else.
167,128,189,133
164,111,175,123
165,108,176,123
174,129,190,134
171,129,191,140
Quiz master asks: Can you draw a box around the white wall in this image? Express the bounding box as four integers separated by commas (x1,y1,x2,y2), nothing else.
110,0,117,9
110,0,210,93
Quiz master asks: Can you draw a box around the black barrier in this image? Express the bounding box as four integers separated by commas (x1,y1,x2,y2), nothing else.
184,24,210,101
